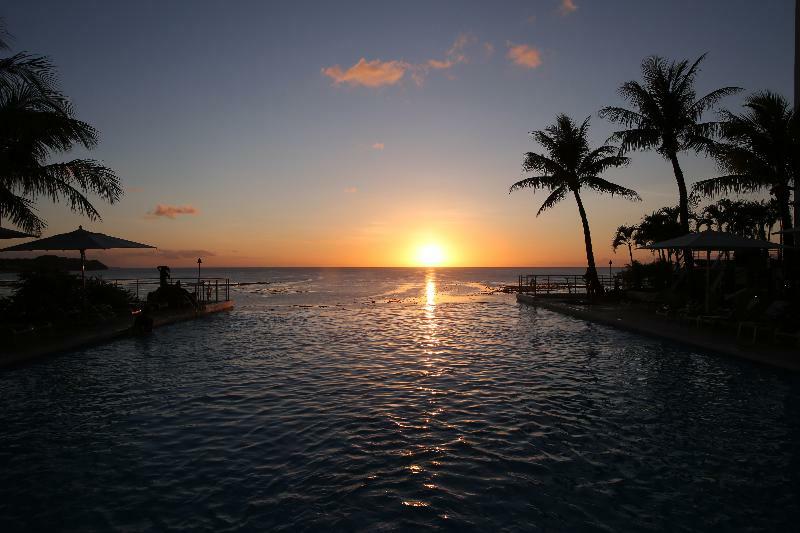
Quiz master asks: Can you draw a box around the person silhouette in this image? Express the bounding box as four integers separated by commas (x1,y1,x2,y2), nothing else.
157,265,171,288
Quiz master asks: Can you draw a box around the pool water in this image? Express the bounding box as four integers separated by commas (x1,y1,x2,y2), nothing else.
1,268,798,531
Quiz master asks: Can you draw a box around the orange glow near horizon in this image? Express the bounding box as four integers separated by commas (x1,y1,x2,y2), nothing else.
28,194,649,268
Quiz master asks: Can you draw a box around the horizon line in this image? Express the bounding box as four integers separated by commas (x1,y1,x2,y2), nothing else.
102,265,605,269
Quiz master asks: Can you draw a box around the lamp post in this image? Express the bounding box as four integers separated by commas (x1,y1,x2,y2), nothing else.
608,259,613,279
197,257,202,284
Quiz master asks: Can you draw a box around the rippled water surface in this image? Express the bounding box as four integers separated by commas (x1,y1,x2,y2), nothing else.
1,268,799,531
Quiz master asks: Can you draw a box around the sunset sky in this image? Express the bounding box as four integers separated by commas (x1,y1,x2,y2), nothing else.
2,0,795,267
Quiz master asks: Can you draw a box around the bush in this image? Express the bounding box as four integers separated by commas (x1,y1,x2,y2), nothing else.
3,270,135,323
621,259,674,290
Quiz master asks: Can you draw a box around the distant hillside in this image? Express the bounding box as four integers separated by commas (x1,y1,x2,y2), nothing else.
0,255,108,272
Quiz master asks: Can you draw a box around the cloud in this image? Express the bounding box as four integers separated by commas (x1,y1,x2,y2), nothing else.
108,248,215,260
148,204,198,219
322,58,408,88
427,59,453,70
371,142,384,150
126,186,144,193
483,42,495,57
423,33,475,74
507,43,542,69
344,186,358,193
559,0,577,15
155,249,215,260
323,33,477,89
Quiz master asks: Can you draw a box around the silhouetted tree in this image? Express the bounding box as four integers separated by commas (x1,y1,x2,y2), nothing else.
600,54,741,265
612,224,637,265
698,198,735,231
0,19,61,111
634,207,685,263
510,115,640,294
693,92,798,248
0,19,121,234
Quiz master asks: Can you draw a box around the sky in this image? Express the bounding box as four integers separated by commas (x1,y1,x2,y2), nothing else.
1,0,796,267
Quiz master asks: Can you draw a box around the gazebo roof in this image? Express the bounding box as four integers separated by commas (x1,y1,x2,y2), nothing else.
643,231,781,251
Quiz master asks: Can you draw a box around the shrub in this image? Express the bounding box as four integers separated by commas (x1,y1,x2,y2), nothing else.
621,260,674,290
4,270,135,323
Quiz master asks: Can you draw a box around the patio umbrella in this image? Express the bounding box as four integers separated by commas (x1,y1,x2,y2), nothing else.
1,225,155,290
643,231,781,312
0,227,36,239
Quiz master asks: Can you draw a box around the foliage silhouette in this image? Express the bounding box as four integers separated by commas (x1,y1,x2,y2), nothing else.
612,224,637,265
693,91,798,247
600,54,741,265
0,18,122,234
511,114,640,294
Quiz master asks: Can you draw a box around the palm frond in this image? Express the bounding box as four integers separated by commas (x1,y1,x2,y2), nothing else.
0,17,9,51
580,150,630,176
612,224,637,250
510,175,559,193
691,86,742,116
536,185,567,216
522,151,564,175
606,128,660,154
0,185,45,234
692,174,767,198
598,106,645,127
0,53,64,106
583,176,641,200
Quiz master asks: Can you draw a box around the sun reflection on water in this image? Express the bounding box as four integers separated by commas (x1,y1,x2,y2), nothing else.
425,270,436,311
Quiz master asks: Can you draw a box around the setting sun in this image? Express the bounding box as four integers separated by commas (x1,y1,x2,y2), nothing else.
416,243,445,266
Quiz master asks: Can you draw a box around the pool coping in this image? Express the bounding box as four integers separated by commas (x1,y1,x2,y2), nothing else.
517,293,800,372
0,300,234,369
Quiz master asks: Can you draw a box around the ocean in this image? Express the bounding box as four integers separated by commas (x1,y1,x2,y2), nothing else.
0,267,798,531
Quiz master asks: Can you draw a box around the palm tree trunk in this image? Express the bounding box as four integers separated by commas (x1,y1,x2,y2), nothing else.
668,153,691,232
793,0,799,278
627,243,634,265
796,0,799,113
572,188,602,296
791,0,799,279
668,152,694,268
776,185,795,280
777,186,795,248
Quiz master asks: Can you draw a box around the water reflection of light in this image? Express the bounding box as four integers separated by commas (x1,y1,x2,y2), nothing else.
425,270,436,311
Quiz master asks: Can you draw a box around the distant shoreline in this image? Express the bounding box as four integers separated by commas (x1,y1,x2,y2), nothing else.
0,255,107,273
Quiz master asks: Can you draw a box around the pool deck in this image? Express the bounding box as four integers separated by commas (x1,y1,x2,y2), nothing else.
0,300,234,369
517,293,800,371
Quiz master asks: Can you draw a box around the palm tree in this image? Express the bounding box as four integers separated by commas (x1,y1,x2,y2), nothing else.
612,224,637,265
599,54,741,264
510,114,640,294
0,19,61,107
634,206,685,264
692,91,798,248
699,198,735,231
0,20,121,234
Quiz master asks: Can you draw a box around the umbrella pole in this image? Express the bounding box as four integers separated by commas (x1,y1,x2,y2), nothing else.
705,250,710,313
81,249,86,308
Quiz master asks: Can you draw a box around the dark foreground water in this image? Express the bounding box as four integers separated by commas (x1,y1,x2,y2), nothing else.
1,268,799,531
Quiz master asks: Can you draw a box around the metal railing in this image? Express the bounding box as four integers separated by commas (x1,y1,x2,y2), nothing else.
517,274,618,295
105,277,231,303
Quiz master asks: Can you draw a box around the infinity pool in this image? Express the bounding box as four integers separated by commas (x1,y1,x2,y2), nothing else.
1,268,798,531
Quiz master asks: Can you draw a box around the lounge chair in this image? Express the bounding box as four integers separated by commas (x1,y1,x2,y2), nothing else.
773,328,800,347
737,300,789,344
695,307,735,329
